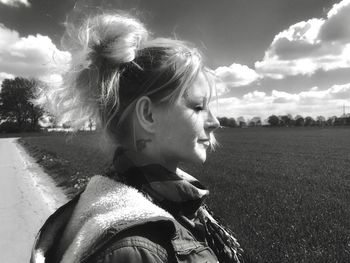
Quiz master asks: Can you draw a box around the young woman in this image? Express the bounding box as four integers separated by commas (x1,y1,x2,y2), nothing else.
31,12,249,263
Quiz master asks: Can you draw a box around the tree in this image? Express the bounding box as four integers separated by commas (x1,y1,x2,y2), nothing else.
217,117,237,128
334,116,345,126
0,77,44,131
218,117,229,127
279,114,294,127
268,115,279,126
326,116,336,126
295,115,305,127
237,116,246,128
304,116,315,126
249,116,262,127
316,116,326,126
344,116,350,126
227,117,237,128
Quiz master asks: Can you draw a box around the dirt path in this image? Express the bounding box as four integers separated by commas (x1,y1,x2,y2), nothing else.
0,138,67,263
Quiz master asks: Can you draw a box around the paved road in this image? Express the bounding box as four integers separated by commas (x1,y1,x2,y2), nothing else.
0,138,67,263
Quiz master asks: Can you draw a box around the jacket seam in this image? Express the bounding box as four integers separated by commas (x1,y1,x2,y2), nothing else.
97,238,169,262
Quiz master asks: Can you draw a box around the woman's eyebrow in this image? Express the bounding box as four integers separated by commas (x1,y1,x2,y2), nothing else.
186,96,208,105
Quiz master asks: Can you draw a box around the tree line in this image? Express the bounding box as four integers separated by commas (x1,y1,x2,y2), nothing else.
218,114,350,128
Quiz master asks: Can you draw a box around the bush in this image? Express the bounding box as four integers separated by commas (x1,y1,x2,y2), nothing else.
0,121,42,133
0,121,21,133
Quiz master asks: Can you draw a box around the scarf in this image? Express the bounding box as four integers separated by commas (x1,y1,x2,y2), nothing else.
105,146,245,263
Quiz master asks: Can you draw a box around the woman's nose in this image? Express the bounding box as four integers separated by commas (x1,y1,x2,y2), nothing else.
205,110,220,131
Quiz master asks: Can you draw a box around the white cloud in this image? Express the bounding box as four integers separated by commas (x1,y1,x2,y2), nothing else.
217,83,350,120
0,72,14,91
0,24,71,85
0,72,14,84
320,0,350,43
0,0,30,7
214,63,259,94
256,0,350,78
242,90,266,101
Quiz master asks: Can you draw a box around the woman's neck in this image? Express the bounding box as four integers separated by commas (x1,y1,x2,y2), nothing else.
124,148,178,173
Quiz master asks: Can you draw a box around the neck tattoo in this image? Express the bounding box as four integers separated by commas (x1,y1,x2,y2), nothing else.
136,139,152,151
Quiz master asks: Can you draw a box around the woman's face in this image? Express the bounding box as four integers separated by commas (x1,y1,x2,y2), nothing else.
153,71,220,167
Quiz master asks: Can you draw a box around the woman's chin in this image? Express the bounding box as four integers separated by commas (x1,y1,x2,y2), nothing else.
179,145,207,164
193,148,207,164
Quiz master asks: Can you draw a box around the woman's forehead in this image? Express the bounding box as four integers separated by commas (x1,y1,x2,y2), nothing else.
185,71,211,100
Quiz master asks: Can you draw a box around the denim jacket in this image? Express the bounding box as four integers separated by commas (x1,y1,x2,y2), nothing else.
31,175,219,263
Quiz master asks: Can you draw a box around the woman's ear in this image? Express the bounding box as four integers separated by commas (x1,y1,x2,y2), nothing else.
134,96,155,133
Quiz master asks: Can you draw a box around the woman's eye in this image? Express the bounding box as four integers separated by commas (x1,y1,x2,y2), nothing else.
194,106,204,112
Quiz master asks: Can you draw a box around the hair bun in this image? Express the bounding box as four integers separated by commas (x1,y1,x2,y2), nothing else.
87,13,148,64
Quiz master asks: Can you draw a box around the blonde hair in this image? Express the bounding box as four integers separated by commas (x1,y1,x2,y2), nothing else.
39,12,218,149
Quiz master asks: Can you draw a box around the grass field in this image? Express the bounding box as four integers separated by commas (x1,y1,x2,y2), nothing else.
19,127,350,262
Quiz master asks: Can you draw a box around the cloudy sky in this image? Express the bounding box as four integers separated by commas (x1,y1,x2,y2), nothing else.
1,0,350,120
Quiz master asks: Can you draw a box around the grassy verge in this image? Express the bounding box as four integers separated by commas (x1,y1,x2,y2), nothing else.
18,131,112,198
18,127,350,262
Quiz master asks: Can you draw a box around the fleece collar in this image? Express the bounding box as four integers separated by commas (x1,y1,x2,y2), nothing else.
31,175,175,263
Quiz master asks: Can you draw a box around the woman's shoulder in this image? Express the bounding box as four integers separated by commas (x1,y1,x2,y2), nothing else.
31,176,176,263
89,222,176,263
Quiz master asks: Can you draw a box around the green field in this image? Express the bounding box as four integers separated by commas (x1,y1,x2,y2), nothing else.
19,127,350,262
